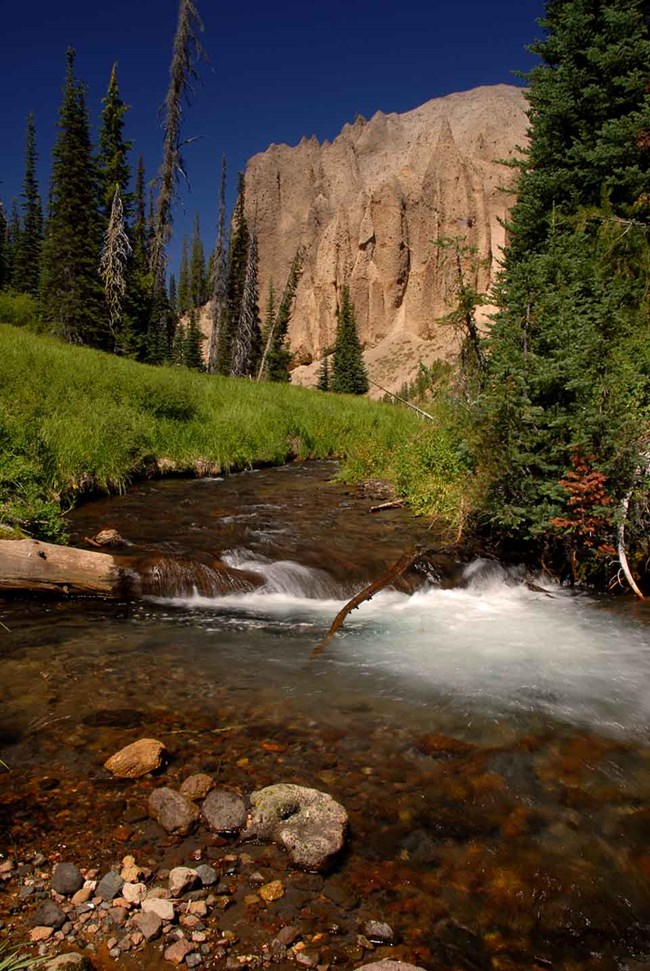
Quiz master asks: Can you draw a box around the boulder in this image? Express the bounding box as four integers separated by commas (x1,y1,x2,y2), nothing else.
244,784,348,871
149,787,200,836
104,738,167,778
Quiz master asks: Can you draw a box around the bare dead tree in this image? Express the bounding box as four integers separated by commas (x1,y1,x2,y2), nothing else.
99,185,131,348
207,154,227,373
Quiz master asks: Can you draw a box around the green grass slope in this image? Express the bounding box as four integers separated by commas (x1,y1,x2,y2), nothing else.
1,324,472,541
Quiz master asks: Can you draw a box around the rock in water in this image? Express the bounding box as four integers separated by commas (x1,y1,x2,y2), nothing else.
104,738,166,778
149,787,200,835
202,788,247,833
45,956,93,971
357,964,427,971
32,900,66,929
244,784,348,871
180,772,215,801
168,866,200,898
51,862,84,896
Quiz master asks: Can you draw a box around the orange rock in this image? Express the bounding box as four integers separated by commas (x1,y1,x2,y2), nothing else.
104,738,167,778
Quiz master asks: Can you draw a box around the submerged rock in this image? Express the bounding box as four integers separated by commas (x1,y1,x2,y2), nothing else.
104,738,167,778
202,788,247,834
149,787,200,836
180,773,215,801
244,783,348,871
357,964,427,971
44,955,92,971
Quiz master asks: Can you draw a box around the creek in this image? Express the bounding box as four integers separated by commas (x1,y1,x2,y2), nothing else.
0,462,648,969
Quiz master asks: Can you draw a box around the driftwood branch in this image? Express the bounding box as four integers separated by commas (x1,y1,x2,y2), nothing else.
312,547,424,658
369,499,405,513
368,378,435,421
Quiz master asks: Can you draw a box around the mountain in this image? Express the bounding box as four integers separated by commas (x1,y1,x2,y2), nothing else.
244,84,528,393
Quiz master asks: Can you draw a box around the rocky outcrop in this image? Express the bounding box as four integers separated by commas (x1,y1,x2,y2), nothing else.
244,84,528,393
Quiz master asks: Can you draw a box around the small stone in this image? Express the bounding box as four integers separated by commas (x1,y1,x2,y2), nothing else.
71,888,92,906
195,864,218,887
363,922,395,944
131,932,144,946
134,910,163,942
169,866,200,898
295,950,319,968
122,881,147,905
180,773,215,801
120,854,144,883
142,897,175,922
51,863,84,896
0,859,15,875
259,880,284,903
31,926,54,942
109,906,128,926
96,870,124,901
164,939,194,965
33,900,66,929
192,932,208,943
356,963,428,971
186,955,202,969
201,789,247,834
109,948,120,960
107,938,118,950
275,926,300,947
104,738,167,778
91,528,126,547
149,788,200,836
244,894,261,907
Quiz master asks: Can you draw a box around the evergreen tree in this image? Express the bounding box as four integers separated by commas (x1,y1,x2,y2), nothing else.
261,250,302,382
183,307,204,369
189,213,207,307
97,63,132,219
177,234,191,313
317,355,330,392
207,154,228,373
230,231,262,377
6,200,21,289
168,272,177,312
478,0,650,579
331,285,368,394
0,202,7,290
123,154,152,357
15,113,43,295
217,172,249,374
40,49,107,347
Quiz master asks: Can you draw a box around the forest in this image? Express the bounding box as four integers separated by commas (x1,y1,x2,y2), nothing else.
1,0,649,589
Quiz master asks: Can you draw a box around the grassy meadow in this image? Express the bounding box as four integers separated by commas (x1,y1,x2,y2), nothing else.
0,321,472,541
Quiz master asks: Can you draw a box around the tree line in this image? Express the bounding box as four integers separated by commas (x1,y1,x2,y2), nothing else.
0,0,368,392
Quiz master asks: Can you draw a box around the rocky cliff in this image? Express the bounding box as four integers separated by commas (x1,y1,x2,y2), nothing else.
244,84,528,393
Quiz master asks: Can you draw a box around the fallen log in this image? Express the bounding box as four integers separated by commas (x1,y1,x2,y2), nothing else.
0,538,263,599
369,499,405,513
312,546,425,658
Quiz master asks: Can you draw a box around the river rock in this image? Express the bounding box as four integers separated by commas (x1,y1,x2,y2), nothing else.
96,870,124,901
149,787,200,835
195,864,217,887
104,738,167,778
134,910,163,942
33,899,66,929
202,788,247,833
244,784,348,871
122,881,147,905
364,922,395,944
169,866,200,898
180,773,215,801
164,940,194,965
51,862,84,896
356,964,428,971
44,954,93,971
142,897,175,922
91,528,126,547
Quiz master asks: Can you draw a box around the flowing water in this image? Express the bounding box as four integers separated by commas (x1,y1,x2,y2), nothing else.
1,462,649,969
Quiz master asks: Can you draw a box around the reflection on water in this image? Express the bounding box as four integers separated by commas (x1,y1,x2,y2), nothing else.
1,462,649,967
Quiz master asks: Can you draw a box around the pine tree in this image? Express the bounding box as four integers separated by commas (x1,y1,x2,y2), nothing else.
478,0,650,577
184,307,204,369
0,202,7,290
217,172,249,374
231,231,262,376
97,63,132,220
6,200,21,289
331,285,368,394
207,154,228,373
40,50,106,346
261,250,302,382
317,356,330,391
189,214,207,307
168,272,177,312
14,113,43,295
123,155,152,358
177,234,191,313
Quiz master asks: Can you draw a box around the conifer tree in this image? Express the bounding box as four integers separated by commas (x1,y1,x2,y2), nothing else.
189,213,207,307
40,49,107,346
177,234,191,313
184,307,204,369
260,250,302,382
6,200,21,289
97,64,132,219
478,0,650,576
207,154,228,373
0,202,7,290
168,272,177,312
231,231,261,377
123,155,152,357
331,285,368,394
217,172,249,374
317,355,330,392
15,113,43,294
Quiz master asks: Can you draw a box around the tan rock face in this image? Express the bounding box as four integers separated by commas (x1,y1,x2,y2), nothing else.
244,84,528,393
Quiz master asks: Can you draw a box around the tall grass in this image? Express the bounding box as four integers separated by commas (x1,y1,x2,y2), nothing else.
0,323,472,540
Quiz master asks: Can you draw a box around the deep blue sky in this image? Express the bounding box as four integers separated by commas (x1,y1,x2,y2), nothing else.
1,0,544,273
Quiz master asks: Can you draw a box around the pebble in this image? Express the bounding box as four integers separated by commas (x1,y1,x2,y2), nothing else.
71,888,92,906
180,773,215,801
51,863,84,896
122,881,147,905
294,950,319,968
187,900,208,917
44,954,92,971
134,910,163,942
186,955,202,969
33,900,66,929
169,866,200,898
30,926,54,942
195,864,218,887
104,738,167,778
164,939,194,965
142,897,175,922
363,922,395,944
259,880,284,902
275,926,300,947
96,870,124,901
149,787,200,836
201,788,247,833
